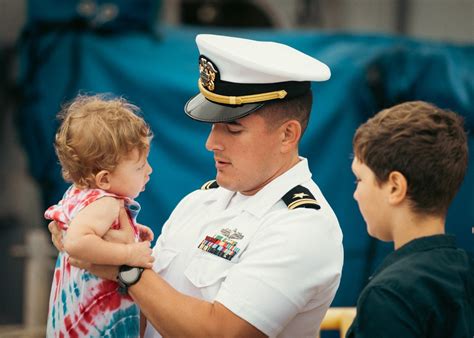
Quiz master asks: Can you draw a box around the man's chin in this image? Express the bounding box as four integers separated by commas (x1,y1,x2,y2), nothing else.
215,175,235,191
215,175,224,187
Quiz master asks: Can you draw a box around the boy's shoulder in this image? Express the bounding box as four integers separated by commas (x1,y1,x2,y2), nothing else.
369,243,473,297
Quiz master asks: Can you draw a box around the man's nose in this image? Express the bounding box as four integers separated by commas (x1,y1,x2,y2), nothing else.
205,124,224,152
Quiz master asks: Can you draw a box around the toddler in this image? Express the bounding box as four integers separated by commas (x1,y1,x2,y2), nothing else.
45,94,154,337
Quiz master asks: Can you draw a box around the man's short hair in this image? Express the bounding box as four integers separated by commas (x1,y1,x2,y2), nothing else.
255,90,313,137
55,94,152,188
353,101,468,216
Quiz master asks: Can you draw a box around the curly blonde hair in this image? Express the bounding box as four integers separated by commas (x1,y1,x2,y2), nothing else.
55,94,153,188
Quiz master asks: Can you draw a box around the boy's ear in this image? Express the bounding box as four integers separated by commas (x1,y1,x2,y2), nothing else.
280,120,301,153
387,171,408,205
95,170,111,190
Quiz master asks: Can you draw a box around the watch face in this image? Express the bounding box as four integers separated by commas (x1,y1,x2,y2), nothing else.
121,268,140,284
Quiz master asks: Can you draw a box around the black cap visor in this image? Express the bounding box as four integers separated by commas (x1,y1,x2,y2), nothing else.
184,93,265,123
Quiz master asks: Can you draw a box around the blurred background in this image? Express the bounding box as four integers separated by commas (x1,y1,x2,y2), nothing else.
0,0,473,336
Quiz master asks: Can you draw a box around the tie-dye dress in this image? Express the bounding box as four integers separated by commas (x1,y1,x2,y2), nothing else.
45,186,141,338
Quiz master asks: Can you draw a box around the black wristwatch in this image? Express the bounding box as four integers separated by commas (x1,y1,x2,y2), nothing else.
117,265,144,295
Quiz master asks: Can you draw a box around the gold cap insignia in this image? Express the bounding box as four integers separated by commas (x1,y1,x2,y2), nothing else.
199,57,218,92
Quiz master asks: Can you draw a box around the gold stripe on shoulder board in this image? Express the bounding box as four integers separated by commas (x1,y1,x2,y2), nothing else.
201,180,219,190
288,198,320,210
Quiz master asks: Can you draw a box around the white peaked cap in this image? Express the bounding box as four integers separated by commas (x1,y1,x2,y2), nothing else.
185,34,331,123
196,34,331,83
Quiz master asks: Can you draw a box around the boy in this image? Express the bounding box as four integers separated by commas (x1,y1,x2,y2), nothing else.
347,101,473,337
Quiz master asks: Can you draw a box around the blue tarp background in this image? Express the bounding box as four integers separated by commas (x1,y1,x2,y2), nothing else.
16,12,474,306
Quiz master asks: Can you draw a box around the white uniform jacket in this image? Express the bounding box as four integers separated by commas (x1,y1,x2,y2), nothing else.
145,158,344,338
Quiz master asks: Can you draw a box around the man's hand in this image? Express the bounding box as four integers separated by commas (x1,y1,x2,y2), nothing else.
137,223,154,242
69,258,118,281
48,221,64,251
118,206,155,243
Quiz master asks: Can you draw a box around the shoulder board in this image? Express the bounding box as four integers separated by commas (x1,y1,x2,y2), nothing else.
282,185,321,210
201,180,219,190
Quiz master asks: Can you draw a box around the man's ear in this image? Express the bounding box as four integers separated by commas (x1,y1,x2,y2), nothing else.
280,120,301,153
387,171,408,205
95,170,112,190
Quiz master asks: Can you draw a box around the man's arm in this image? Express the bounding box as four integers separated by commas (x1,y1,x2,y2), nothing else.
129,269,266,338
75,258,265,338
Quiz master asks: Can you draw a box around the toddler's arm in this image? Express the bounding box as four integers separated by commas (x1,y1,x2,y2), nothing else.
63,197,154,268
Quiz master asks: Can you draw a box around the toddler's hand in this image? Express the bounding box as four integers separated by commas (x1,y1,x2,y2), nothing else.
126,241,154,268
137,223,154,242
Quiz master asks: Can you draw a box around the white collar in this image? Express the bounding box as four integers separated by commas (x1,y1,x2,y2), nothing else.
207,157,312,218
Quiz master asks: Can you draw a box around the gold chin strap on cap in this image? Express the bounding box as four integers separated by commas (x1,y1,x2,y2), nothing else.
198,80,287,105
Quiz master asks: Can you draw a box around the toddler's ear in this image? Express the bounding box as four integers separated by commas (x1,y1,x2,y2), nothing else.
95,170,111,190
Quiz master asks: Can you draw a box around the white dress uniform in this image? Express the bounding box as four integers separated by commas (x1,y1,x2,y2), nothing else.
145,158,343,338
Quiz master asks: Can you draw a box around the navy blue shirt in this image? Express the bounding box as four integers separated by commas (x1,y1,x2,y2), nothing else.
346,235,474,338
